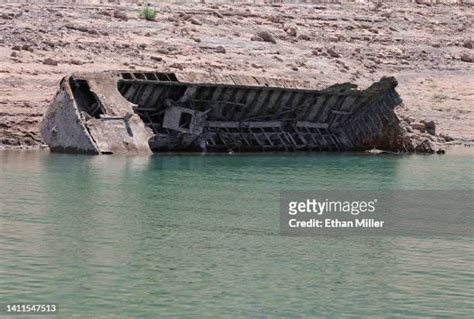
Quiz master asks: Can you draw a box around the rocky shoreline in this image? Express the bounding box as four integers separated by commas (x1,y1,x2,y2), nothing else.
0,1,472,152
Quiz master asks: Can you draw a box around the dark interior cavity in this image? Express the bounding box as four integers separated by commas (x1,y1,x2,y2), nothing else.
114,73,400,153
69,78,104,119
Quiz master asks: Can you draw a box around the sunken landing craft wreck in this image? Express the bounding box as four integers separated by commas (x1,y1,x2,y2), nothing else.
41,71,410,155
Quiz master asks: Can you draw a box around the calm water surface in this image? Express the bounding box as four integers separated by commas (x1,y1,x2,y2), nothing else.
0,150,473,318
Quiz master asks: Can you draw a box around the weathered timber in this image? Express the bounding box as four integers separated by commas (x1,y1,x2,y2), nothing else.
41,70,407,155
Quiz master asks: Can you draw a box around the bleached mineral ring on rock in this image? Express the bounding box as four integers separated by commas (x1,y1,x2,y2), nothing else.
41,70,416,155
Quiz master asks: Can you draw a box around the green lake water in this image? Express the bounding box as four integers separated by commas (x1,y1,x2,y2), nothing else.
0,150,473,318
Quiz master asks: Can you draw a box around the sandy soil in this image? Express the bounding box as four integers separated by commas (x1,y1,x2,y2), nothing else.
0,1,473,148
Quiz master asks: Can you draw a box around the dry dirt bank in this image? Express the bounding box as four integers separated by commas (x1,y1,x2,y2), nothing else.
0,1,472,149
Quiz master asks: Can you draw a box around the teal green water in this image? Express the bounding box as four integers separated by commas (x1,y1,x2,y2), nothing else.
0,150,473,318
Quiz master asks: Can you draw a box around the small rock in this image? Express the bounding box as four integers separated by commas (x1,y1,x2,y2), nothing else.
157,48,170,55
251,36,264,42
65,24,89,33
255,31,276,44
460,53,474,63
69,59,83,65
312,47,323,55
150,56,163,62
439,133,454,142
170,63,184,70
10,51,18,57
267,15,280,23
327,48,340,58
11,45,21,51
191,36,201,43
298,34,311,41
403,116,414,124
463,40,473,49
43,58,58,66
113,9,128,21
421,120,436,135
286,26,297,37
212,10,224,19
411,122,426,132
188,17,202,26
215,46,226,54
101,10,112,17
415,139,435,154
1,13,14,20
273,55,283,62
42,40,55,48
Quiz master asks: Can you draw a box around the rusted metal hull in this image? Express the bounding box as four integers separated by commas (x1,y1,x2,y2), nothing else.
41,71,407,155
